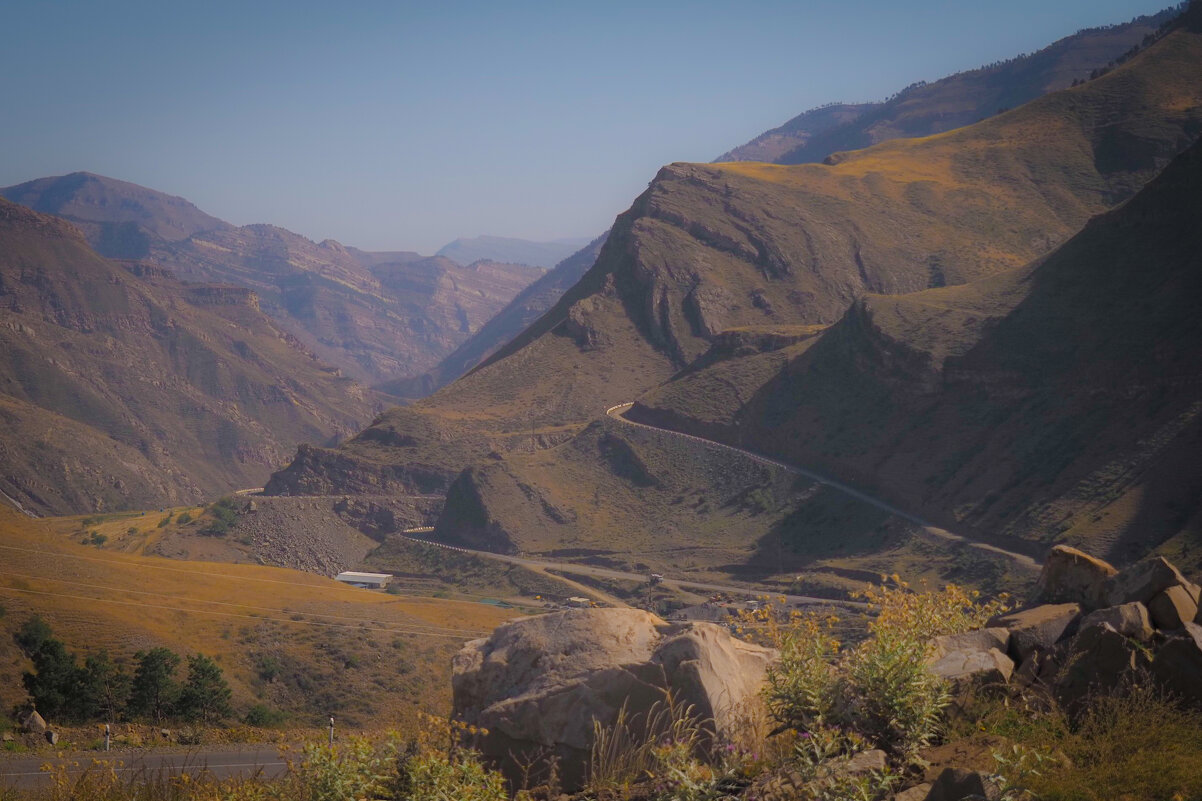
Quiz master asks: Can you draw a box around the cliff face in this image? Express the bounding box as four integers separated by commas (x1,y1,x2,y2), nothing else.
0,198,381,515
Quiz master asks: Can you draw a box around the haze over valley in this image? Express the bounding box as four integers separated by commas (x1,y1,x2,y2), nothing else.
2,3,1201,798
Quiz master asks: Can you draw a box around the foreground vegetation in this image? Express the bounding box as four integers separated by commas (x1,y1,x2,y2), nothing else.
13,581,1199,800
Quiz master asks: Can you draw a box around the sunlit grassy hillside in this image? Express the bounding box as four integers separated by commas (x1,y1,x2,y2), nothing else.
0,506,513,727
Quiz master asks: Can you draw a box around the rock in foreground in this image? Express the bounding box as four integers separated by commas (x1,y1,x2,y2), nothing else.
452,608,776,790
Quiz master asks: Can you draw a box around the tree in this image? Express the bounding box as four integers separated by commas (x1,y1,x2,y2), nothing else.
14,615,54,655
178,653,232,723
128,647,180,723
14,616,82,720
77,651,131,723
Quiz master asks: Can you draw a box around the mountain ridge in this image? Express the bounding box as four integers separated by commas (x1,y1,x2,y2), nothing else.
0,197,384,515
720,5,1182,164
267,16,1202,523
2,174,546,384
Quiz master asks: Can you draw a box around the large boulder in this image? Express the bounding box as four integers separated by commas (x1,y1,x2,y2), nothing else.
1053,622,1149,712
924,767,1001,801
1033,545,1116,610
1078,602,1153,641
19,710,47,735
1148,585,1199,631
989,604,1081,662
928,648,1014,686
452,608,776,790
1150,621,1202,708
1103,556,1201,608
927,627,1014,686
928,628,1010,661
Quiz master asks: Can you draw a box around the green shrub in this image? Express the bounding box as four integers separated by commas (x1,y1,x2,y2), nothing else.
290,738,390,801
1001,681,1202,801
750,580,1008,761
399,748,508,801
201,496,241,536
176,512,192,525
244,704,288,728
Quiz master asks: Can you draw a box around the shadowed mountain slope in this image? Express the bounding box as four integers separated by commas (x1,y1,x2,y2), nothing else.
633,133,1202,572
721,6,1180,164
0,198,383,516
267,14,1202,508
2,174,545,384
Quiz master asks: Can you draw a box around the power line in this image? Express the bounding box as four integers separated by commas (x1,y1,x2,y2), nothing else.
0,543,336,587
0,570,489,637
0,585,487,640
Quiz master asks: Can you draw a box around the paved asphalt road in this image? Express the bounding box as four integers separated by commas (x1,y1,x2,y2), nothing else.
0,747,289,790
605,403,1039,571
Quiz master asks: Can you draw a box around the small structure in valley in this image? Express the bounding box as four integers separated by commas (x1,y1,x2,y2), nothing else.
335,571,392,590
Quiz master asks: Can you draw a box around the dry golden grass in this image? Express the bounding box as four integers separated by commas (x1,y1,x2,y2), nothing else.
0,506,514,726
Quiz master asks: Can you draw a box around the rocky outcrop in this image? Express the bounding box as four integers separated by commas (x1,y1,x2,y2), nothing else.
1078,601,1153,641
1032,545,1117,610
452,608,776,790
926,628,1014,686
1103,556,1202,608
264,444,451,497
985,548,1202,713
923,767,1001,801
1150,622,1202,706
988,604,1082,663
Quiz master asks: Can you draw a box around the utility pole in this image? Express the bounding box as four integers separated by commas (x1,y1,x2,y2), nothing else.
104,723,110,752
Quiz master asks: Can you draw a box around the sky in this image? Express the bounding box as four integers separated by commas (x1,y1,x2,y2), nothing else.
0,0,1176,253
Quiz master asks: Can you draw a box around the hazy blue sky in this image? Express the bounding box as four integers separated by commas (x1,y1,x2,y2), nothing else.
1,0,1175,252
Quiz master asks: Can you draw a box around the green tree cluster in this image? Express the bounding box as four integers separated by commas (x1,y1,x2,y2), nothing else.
202,497,241,535
13,616,231,724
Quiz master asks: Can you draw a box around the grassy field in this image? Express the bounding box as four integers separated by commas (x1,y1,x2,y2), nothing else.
0,506,515,730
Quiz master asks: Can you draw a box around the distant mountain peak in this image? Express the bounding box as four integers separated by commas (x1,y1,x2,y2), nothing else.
1,171,231,258
436,235,592,269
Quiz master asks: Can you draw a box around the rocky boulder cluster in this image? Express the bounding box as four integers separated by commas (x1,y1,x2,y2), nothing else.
927,545,1202,711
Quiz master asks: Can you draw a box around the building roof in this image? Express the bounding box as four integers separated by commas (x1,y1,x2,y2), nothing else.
335,571,392,581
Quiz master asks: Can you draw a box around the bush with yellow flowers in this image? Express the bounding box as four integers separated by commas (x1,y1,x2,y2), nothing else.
740,578,1009,763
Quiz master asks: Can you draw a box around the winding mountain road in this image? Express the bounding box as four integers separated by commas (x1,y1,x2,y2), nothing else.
401,529,865,610
604,403,1039,572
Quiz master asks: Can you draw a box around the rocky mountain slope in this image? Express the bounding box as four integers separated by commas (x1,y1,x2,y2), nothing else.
0,197,383,516
721,5,1180,164
635,133,1202,571
2,174,546,385
267,12,1202,520
379,233,609,399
